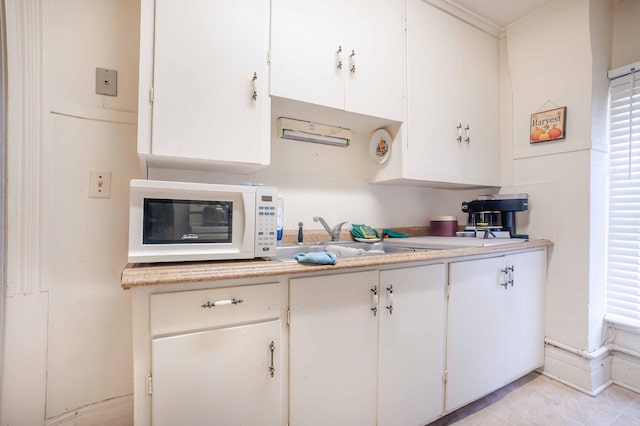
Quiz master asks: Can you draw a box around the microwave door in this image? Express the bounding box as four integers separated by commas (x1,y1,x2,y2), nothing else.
143,199,232,244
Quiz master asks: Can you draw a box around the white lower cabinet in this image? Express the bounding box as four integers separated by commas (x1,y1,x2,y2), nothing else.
289,264,446,425
152,321,281,426
146,282,283,426
130,249,547,425
289,270,379,425
445,250,546,412
378,266,447,426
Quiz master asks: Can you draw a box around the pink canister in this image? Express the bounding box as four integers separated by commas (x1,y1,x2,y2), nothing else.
430,216,458,236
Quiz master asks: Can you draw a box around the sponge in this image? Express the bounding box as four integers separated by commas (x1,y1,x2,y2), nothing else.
350,224,380,239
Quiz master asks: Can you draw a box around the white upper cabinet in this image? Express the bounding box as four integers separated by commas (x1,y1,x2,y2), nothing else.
405,4,461,184
373,0,500,188
343,0,405,121
406,0,500,187
270,0,404,122
457,21,501,186
137,0,271,172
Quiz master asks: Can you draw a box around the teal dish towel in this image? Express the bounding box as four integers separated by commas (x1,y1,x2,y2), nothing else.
294,252,337,265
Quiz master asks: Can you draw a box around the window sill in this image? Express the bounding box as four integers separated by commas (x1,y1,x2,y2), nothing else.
605,314,640,335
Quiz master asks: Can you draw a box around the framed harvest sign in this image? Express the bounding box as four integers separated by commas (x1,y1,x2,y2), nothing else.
530,106,566,143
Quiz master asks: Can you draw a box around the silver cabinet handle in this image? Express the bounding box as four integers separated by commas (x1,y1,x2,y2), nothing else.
457,123,463,143
201,298,244,308
251,72,258,101
385,284,394,315
371,286,378,316
350,49,356,74
269,341,275,378
336,46,343,70
508,265,515,287
464,124,470,143
500,269,509,289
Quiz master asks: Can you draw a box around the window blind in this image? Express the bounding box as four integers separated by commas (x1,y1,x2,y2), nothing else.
606,65,640,328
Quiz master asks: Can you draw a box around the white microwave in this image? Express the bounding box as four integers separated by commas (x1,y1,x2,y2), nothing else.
128,179,277,263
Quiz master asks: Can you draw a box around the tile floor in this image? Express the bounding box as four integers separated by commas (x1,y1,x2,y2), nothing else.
429,372,640,425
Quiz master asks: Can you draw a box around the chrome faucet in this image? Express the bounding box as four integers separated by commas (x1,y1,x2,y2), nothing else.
313,216,348,241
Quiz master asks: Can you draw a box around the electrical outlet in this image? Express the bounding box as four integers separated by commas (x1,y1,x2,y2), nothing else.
95,67,117,96
89,171,111,199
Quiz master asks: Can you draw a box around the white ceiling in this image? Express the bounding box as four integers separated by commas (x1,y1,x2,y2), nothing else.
449,0,553,28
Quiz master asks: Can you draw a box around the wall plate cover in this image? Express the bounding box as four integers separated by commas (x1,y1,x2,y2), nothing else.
95,67,117,96
89,171,111,199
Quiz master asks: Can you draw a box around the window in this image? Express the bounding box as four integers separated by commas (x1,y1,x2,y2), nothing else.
606,63,640,328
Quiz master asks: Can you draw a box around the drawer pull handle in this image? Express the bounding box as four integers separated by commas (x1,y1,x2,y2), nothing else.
251,72,258,101
371,286,378,316
500,269,509,289
350,49,356,74
508,265,515,287
269,341,276,378
201,298,244,308
386,284,394,315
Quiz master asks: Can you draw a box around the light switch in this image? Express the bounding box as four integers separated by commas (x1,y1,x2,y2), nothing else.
95,67,117,96
89,171,111,199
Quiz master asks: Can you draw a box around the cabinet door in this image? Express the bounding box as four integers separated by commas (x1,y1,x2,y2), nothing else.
378,264,446,426
458,22,500,186
289,271,378,426
151,320,281,426
270,0,345,110
503,250,546,382
404,0,500,187
344,0,404,121
151,0,269,164
446,256,508,412
405,0,462,183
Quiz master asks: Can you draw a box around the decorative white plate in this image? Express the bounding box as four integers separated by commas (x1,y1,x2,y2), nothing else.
369,129,391,164
355,237,381,243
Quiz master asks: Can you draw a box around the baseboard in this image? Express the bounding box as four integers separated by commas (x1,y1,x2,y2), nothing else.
612,353,640,393
543,344,612,396
46,394,133,426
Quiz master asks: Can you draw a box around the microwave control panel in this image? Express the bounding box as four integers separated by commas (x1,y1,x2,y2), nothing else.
255,187,277,257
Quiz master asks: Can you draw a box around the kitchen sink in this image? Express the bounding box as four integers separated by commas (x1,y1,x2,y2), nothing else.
269,241,432,262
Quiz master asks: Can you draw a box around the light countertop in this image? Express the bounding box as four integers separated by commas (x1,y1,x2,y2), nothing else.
121,238,552,290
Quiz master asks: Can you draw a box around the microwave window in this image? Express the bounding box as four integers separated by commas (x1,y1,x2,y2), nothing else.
143,199,233,244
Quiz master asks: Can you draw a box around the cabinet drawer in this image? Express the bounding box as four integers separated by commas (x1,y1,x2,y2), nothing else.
150,283,280,336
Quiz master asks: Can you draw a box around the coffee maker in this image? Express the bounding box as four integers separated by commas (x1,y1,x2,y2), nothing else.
461,194,529,238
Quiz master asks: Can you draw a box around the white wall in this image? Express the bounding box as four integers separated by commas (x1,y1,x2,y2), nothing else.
256,131,490,231
2,0,140,424
503,0,599,351
611,0,640,68
43,0,141,417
